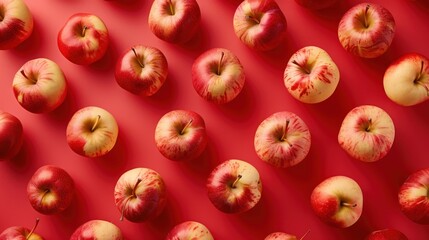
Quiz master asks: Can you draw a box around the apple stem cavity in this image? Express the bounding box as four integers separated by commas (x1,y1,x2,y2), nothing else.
26,218,40,240
292,60,311,74
180,119,193,135
168,0,175,15
231,174,242,189
20,70,37,84
120,178,142,221
217,52,225,75
299,229,311,240
245,14,260,24
91,115,101,132
132,48,145,68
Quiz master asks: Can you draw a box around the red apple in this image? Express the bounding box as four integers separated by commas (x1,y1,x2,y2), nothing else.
207,159,262,214
0,218,43,240
58,13,109,65
114,168,167,222
366,229,408,240
70,220,123,240
12,58,67,113
148,0,201,44
0,0,33,50
155,110,208,161
166,221,214,240
265,230,310,240
0,111,23,160
233,0,287,51
192,48,245,104
294,0,339,10
27,165,75,215
115,45,168,96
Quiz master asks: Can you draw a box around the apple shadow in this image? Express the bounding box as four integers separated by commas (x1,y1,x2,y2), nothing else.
88,36,120,72
103,0,147,12
4,138,31,172
11,18,44,57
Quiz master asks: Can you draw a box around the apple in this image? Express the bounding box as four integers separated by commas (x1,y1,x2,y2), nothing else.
294,0,339,10
310,175,363,228
0,111,23,160
283,46,340,104
192,48,245,104
0,218,43,240
70,220,123,240
383,53,429,106
398,168,429,224
338,3,396,58
66,106,118,158
338,105,395,162
148,0,201,44
155,110,207,161
114,167,167,222
166,221,214,240
265,230,310,240
27,165,74,215
115,45,168,96
12,58,67,113
366,229,408,240
207,159,262,214
57,13,109,65
254,111,311,168
233,0,287,51
0,0,33,50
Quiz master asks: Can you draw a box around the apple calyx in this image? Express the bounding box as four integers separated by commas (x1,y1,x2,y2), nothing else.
231,174,242,189
299,229,311,240
180,119,193,135
120,177,142,221
91,115,101,132
168,0,175,15
217,52,225,75
26,218,40,240
132,48,145,68
280,120,293,146
292,60,311,74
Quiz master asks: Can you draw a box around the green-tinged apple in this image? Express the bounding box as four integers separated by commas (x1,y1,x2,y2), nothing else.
0,111,23,160
284,46,340,104
294,0,339,10
338,105,395,162
166,221,214,240
311,175,363,228
366,229,408,240
192,48,245,104
27,165,74,215
148,0,201,44
66,106,118,158
0,0,33,50
254,111,311,168
0,218,43,240
12,58,67,113
58,13,109,65
155,110,207,161
207,159,262,214
265,230,310,240
338,3,395,58
383,53,429,106
115,45,168,96
114,168,167,222
70,220,123,240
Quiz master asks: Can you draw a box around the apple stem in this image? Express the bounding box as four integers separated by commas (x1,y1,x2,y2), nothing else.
217,51,225,75
91,115,101,132
81,26,87,37
299,229,311,240
292,60,311,74
168,0,175,15
120,178,142,221
231,174,242,188
39,189,50,207
26,218,40,240
342,202,357,208
281,120,292,146
132,48,145,68
365,118,372,132
245,15,260,24
20,70,37,84
364,4,370,28
180,119,193,135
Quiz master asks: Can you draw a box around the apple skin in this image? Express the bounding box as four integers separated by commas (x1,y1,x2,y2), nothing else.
0,0,33,50
0,218,43,240
12,58,67,114
338,105,395,162
310,175,363,228
207,159,262,214
166,221,214,240
365,229,408,240
284,46,340,104
57,13,109,65
70,220,123,240
338,3,395,58
27,165,75,215
233,0,287,51
294,0,339,10
383,53,429,106
148,0,201,44
0,111,23,160
192,48,245,104
398,168,429,224
265,232,299,240
254,111,311,168
66,106,118,158
155,110,208,161
114,168,167,222
115,45,168,96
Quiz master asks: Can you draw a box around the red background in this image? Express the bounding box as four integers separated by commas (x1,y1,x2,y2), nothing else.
1,0,429,239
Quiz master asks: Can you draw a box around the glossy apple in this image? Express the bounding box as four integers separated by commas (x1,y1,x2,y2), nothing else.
166,221,214,240
27,165,74,215
58,13,109,65
115,45,168,96
265,230,310,240
192,48,245,104
0,0,33,50
383,53,429,106
66,106,118,158
12,58,67,113
155,110,207,161
284,46,340,104
0,111,23,160
398,168,429,224
311,175,363,228
254,111,311,168
366,229,408,240
294,0,339,10
0,218,43,240
114,168,167,222
70,220,123,240
338,105,395,162
338,3,395,58
207,159,262,214
233,0,287,51
148,0,201,44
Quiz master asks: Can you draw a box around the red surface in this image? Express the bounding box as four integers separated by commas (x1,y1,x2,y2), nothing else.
1,0,429,239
